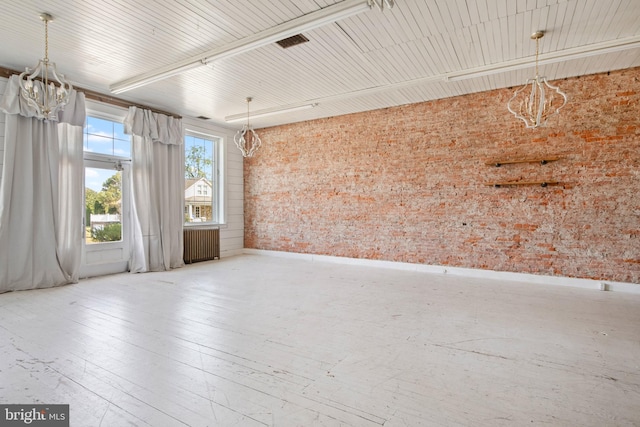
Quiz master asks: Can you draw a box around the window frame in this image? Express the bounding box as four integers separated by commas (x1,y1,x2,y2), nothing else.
82,110,132,244
80,102,133,278
184,129,225,227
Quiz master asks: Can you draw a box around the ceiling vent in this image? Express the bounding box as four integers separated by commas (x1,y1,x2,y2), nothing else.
276,34,309,49
196,115,210,120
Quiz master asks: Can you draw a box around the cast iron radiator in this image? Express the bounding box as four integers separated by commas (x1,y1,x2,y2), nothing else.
183,228,220,263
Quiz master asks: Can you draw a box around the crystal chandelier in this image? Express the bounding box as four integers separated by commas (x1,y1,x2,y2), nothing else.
19,13,72,121
507,31,567,129
233,97,262,157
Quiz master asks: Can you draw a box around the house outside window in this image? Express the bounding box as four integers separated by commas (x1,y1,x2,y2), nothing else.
184,132,223,224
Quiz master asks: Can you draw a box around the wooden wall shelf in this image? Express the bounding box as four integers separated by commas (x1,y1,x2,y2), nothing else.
485,181,559,188
485,157,560,167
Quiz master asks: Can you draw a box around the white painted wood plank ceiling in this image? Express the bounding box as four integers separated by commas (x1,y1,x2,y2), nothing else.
0,0,639,128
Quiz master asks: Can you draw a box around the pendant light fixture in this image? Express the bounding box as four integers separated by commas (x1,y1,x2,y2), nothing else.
233,97,262,157
507,31,567,128
19,13,72,121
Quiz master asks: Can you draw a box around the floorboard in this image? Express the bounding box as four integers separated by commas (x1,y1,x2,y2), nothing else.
1,254,639,426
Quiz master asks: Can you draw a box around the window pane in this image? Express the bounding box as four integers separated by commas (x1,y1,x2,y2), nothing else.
84,116,131,157
113,139,131,158
185,135,215,223
113,122,131,157
85,168,122,244
113,122,127,140
86,134,114,154
87,117,114,133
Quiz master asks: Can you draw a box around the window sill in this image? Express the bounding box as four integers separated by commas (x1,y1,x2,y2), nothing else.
184,223,227,229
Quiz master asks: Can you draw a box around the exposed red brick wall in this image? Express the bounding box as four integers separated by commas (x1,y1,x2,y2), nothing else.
244,68,640,284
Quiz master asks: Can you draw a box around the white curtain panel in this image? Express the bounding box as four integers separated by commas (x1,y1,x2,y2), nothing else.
0,75,85,292
124,107,184,273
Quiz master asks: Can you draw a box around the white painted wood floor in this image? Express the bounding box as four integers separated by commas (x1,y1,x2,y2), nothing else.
1,254,639,426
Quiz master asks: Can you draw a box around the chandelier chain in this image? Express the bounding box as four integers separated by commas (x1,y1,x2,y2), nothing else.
44,18,49,61
246,97,251,127
534,35,539,77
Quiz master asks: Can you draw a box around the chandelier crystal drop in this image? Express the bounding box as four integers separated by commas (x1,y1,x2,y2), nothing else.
507,31,567,129
233,97,262,158
19,13,72,121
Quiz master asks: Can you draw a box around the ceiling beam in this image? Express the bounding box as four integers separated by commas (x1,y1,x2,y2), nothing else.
110,0,373,94
227,35,640,120
444,35,640,82
225,103,318,123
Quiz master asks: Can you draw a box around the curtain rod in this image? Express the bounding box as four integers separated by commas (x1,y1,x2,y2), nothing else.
0,66,181,119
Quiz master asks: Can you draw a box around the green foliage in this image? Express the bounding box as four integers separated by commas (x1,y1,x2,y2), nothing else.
99,173,122,214
185,145,212,180
85,188,99,218
91,223,122,242
85,172,122,216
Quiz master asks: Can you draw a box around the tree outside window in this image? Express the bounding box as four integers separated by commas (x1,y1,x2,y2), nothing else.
85,170,122,243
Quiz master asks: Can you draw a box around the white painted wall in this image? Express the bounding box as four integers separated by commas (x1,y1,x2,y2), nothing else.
182,117,244,257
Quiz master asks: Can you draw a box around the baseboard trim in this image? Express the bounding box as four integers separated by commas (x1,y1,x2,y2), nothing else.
242,248,640,294
221,248,245,258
